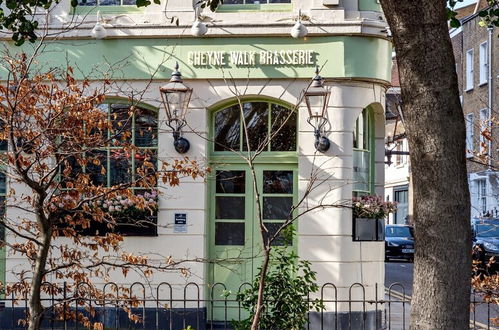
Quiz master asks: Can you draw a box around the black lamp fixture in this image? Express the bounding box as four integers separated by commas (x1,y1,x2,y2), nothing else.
159,62,193,154
302,66,331,153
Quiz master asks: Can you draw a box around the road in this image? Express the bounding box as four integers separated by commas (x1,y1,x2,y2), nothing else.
385,261,499,329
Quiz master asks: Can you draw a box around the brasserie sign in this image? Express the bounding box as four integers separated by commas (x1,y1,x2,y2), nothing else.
187,50,315,67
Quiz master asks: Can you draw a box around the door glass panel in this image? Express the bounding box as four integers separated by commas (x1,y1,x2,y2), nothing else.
215,222,245,245
243,102,268,151
263,171,293,194
263,222,291,246
216,171,245,194
263,197,293,220
216,197,245,219
270,105,297,151
215,106,241,151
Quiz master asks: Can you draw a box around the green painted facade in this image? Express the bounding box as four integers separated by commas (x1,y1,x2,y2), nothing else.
1,36,391,82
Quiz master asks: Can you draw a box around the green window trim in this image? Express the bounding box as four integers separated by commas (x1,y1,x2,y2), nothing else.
353,107,375,195
208,98,298,162
61,100,159,190
72,4,145,15
217,3,293,12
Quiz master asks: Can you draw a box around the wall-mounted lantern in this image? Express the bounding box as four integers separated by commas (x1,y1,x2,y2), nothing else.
159,63,193,154
302,66,331,153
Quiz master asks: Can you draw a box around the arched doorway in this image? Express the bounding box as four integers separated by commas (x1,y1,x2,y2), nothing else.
208,99,298,318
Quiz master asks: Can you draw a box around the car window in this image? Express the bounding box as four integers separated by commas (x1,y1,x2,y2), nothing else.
385,226,413,238
475,223,499,237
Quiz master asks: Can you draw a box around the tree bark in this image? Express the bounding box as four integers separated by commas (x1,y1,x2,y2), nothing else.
379,1,472,329
28,203,52,330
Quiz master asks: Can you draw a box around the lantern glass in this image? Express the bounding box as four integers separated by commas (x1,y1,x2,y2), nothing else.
160,81,193,126
304,88,330,119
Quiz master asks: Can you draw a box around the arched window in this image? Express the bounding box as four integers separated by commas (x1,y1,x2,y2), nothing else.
209,100,298,319
353,108,374,195
62,101,159,236
213,101,297,152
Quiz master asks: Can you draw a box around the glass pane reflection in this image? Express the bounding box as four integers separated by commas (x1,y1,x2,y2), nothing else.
216,197,245,219
216,171,245,194
263,171,293,194
263,197,293,220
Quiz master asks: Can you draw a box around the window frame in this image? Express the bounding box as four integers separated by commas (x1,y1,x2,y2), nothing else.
479,41,488,86
217,0,293,12
59,99,159,237
353,108,375,195
479,108,489,155
477,179,487,215
210,99,298,162
466,49,474,91
466,112,474,158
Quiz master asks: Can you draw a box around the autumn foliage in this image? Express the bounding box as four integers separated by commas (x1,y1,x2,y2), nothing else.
0,53,204,329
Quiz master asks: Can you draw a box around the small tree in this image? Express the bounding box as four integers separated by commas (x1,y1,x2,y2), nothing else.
0,52,204,329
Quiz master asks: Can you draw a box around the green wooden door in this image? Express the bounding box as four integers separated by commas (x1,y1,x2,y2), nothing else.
209,164,297,321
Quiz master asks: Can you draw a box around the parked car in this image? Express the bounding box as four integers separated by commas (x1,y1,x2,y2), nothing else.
472,219,499,273
385,224,414,261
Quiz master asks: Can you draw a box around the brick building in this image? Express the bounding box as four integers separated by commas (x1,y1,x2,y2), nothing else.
451,1,499,218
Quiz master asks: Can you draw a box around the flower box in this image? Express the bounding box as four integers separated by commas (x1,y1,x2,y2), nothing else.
352,217,385,241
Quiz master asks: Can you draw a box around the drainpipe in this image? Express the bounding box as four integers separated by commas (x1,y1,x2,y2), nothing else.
488,26,493,170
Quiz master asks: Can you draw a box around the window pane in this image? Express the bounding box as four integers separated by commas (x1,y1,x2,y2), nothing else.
243,102,268,151
99,0,121,5
122,0,135,4
215,106,241,151
110,150,132,185
87,150,108,186
270,105,296,151
263,171,293,194
0,172,5,195
216,171,245,194
135,108,158,147
353,150,370,192
110,104,132,143
0,120,6,151
263,197,293,220
78,0,97,5
216,197,245,219
60,156,83,188
134,149,157,185
263,222,292,246
0,196,4,218
215,222,245,245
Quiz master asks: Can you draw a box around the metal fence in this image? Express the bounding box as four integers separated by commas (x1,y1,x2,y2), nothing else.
0,282,496,330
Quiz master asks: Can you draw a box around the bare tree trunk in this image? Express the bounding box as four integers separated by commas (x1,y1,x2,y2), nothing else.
250,247,270,330
28,206,52,330
379,1,472,329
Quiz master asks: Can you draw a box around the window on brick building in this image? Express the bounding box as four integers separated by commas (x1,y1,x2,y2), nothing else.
477,179,487,215
466,113,474,158
479,42,488,85
466,49,474,90
480,108,489,155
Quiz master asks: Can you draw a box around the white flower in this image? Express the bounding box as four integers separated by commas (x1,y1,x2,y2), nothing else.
103,203,108,208
115,206,121,212
109,206,115,212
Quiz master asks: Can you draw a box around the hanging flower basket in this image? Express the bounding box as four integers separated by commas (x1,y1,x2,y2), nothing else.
352,195,397,241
